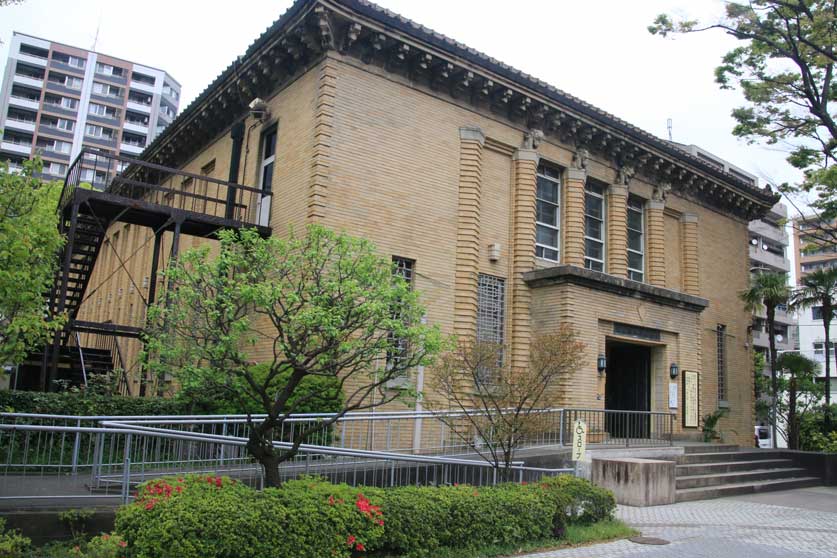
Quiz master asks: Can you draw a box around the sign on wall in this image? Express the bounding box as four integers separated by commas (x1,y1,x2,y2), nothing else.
669,382,678,409
683,370,699,428
572,419,587,461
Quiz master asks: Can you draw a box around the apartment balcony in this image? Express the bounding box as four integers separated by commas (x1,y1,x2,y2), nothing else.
752,329,794,351
749,219,788,245
119,142,144,155
749,245,790,272
123,121,149,134
1,141,32,156
4,118,36,133
8,96,40,111
17,53,47,67
13,74,44,89
126,100,151,114
129,81,156,94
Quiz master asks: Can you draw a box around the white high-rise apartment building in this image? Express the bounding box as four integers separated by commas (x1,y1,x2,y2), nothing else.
0,32,180,184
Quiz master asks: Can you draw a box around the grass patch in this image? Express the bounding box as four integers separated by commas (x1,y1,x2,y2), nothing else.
372,519,637,558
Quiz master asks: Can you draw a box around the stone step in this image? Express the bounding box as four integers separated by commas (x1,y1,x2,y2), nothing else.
676,467,811,489
682,444,739,454
676,458,795,476
676,450,784,465
675,476,821,502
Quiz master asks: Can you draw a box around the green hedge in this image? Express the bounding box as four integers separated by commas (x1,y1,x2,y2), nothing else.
113,475,616,558
0,366,343,417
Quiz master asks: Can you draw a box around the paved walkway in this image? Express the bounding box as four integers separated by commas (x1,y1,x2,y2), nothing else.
523,486,837,558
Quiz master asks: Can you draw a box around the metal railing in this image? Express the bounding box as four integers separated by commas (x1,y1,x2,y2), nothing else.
58,148,271,227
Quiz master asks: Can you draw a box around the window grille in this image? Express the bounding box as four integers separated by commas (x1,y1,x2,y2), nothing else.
386,257,415,379
717,324,727,402
477,274,505,345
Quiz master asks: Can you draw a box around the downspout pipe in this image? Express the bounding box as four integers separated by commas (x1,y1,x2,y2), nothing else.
225,121,246,220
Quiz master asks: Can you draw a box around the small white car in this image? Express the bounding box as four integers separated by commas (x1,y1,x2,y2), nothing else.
754,425,772,448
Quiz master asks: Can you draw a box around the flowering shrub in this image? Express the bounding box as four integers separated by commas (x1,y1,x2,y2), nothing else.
113,474,614,558
0,518,31,558
69,533,129,558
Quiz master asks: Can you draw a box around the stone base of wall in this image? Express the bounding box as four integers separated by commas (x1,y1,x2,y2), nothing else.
592,457,676,507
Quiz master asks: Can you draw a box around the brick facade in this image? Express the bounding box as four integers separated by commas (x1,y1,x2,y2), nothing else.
76,8,768,446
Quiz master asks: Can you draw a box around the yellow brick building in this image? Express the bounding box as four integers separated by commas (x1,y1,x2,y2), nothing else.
69,0,777,445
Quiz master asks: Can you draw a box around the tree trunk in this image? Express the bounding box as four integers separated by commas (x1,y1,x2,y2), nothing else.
767,305,779,449
824,307,832,429
247,424,283,488
788,374,798,450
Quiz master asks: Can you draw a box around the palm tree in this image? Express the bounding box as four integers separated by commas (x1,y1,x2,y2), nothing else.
740,271,791,448
790,268,837,428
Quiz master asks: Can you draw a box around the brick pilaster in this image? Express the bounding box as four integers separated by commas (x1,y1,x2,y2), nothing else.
563,168,587,267
646,199,666,286
308,57,337,223
510,147,539,370
453,126,485,340
681,213,700,295
606,183,629,277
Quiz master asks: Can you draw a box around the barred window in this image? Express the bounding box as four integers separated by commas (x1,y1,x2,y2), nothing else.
584,182,605,272
627,195,645,282
477,274,505,345
536,164,561,261
386,257,415,376
717,324,727,402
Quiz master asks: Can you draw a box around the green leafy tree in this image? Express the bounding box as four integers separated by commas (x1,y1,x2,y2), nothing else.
0,159,65,366
144,225,443,487
649,1,837,242
740,272,792,447
756,352,823,448
790,267,837,425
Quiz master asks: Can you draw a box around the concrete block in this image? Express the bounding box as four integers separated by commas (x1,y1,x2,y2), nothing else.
592,457,676,507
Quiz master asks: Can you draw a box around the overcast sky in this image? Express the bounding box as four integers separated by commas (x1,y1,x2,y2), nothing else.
1,0,811,211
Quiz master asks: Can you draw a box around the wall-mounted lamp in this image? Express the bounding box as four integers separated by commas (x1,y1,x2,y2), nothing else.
669,362,679,379
597,354,607,375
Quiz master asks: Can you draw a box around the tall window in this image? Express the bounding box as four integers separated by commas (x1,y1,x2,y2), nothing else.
387,256,415,378
584,182,605,271
627,195,645,282
536,164,561,261
717,324,727,402
257,126,277,226
477,274,505,345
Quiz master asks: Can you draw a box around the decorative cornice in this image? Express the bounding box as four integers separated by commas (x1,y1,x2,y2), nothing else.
524,265,709,313
139,0,779,221
459,126,485,145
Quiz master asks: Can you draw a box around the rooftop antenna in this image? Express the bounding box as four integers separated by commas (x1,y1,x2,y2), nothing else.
667,118,673,141
91,10,102,51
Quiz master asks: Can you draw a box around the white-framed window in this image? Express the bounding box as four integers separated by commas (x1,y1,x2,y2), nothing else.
66,76,82,90
536,164,561,261
95,63,123,77
257,126,277,226
68,55,85,68
85,124,114,139
47,140,71,154
627,195,645,282
56,118,74,131
44,162,67,176
584,181,606,272
92,82,121,98
89,103,119,119
477,274,506,345
62,97,78,110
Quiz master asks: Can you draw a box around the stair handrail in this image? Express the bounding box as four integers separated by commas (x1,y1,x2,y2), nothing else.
75,331,88,388
57,151,85,213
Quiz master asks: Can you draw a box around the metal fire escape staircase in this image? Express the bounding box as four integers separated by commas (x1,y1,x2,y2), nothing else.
30,149,272,391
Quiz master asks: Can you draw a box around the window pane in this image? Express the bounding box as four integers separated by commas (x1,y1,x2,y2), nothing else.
585,216,602,239
537,225,559,247
261,162,274,193
628,270,644,282
585,239,603,260
628,230,643,252
537,200,557,226
627,210,643,231
537,176,558,203
628,251,643,270
585,194,603,219
585,259,603,272
536,246,559,261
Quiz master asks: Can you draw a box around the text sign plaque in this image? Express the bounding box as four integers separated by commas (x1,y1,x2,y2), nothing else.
683,371,699,428
572,420,587,462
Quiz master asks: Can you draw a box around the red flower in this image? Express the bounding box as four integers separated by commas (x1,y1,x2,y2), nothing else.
328,495,336,506
175,486,183,493
119,541,128,548
521,481,528,485
346,535,356,546
216,477,223,488
356,542,366,551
